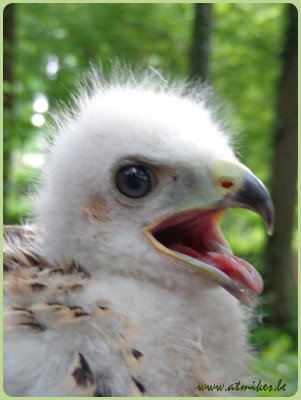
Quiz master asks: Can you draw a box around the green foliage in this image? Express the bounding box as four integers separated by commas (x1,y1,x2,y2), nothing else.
250,327,298,396
6,3,194,222
211,3,285,181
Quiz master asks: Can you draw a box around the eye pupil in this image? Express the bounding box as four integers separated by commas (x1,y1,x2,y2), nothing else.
126,171,145,190
116,166,152,198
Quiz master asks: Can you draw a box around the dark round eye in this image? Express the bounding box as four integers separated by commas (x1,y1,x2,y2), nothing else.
116,165,153,198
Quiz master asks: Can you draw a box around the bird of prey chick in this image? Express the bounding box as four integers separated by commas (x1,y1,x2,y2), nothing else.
4,68,274,397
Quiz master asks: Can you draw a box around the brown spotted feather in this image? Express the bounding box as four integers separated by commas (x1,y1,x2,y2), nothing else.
4,226,146,396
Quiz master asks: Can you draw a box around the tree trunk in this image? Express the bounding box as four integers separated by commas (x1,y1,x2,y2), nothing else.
189,3,212,81
4,4,16,224
264,4,298,327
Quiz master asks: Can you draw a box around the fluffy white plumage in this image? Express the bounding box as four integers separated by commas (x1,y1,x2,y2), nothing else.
4,68,273,396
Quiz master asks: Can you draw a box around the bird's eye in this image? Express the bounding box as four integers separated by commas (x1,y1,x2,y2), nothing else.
116,165,153,198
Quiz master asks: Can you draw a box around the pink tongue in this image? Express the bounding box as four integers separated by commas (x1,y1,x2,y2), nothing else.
171,245,263,294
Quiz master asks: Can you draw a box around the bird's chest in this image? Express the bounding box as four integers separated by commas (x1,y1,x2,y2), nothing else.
4,269,248,396
92,276,247,396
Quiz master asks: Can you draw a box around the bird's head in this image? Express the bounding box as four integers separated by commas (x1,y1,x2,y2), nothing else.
36,72,274,306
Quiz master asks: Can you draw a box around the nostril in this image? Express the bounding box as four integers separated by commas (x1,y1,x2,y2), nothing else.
220,180,234,189
211,159,244,193
215,178,237,193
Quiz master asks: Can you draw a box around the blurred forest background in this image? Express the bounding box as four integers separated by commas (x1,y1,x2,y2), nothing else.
3,3,297,395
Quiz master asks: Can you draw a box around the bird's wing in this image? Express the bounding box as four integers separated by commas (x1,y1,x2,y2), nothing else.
3,226,146,397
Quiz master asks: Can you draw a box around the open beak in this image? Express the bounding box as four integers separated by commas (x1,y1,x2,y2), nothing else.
144,163,274,307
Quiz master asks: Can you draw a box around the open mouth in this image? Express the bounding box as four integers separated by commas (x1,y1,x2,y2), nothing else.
144,209,263,306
